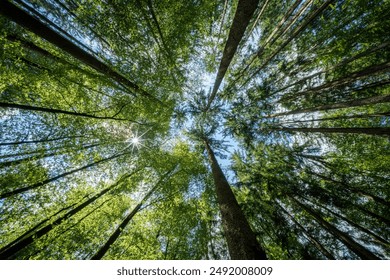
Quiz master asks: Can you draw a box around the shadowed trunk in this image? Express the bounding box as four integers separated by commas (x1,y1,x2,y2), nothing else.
0,151,130,199
206,0,260,111
0,172,136,259
292,197,380,260
273,126,390,136
276,200,335,260
0,102,142,123
270,93,390,118
204,139,267,259
91,168,176,259
0,0,158,101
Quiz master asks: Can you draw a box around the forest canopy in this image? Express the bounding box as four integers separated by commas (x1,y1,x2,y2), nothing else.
0,0,389,260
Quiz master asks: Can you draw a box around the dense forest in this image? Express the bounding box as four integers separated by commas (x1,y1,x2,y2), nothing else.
0,0,389,260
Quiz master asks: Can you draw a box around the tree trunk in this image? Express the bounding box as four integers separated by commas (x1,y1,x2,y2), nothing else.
204,140,267,259
307,170,390,209
270,41,390,97
242,0,334,87
273,126,390,136
206,0,260,111
278,111,390,125
0,102,142,123
0,0,157,101
305,197,390,247
0,151,130,199
279,61,390,103
0,143,100,169
0,134,90,147
271,89,390,118
292,197,380,260
276,200,335,260
0,172,136,259
91,168,175,259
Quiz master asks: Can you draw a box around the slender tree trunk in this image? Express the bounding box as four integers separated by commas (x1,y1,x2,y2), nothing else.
0,135,90,146
0,143,100,169
0,102,141,123
276,201,335,260
279,62,390,103
204,140,267,259
0,172,135,259
292,197,380,259
305,197,390,247
273,126,390,136
307,170,390,208
91,168,175,259
278,111,390,125
242,0,334,87
273,89,390,117
90,203,142,260
0,0,157,101
270,42,390,97
206,0,260,111
0,151,130,199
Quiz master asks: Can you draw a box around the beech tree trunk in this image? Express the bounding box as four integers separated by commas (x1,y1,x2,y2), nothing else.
204,140,267,259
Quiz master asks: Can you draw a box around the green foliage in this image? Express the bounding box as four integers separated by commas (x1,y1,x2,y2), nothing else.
0,0,388,259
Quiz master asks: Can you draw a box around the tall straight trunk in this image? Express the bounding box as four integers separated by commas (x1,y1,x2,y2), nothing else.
276,201,335,260
0,134,89,146
270,41,390,98
304,197,390,247
0,0,157,101
291,197,380,260
269,93,390,118
238,0,301,80
0,172,136,259
90,203,142,260
278,112,390,125
307,171,390,209
0,143,100,169
241,0,334,88
279,62,390,103
91,168,175,259
273,126,390,136
0,102,141,123
0,151,130,199
204,140,267,259
206,0,260,111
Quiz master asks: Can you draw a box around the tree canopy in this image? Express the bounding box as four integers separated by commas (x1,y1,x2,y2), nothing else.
0,0,389,259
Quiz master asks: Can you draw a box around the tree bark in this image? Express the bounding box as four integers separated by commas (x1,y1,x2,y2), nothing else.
206,0,260,111
273,126,390,136
91,168,175,259
242,0,334,87
278,111,390,124
0,0,157,101
0,143,100,169
204,139,267,259
0,102,142,123
270,93,390,118
0,151,130,199
278,62,390,103
0,172,135,259
276,201,335,259
292,197,380,260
